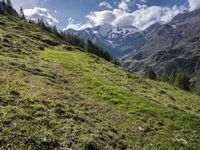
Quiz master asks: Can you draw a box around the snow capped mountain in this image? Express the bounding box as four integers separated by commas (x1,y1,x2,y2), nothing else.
92,24,140,39
65,24,143,58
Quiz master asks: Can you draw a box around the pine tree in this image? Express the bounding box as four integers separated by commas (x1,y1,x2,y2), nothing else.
2,0,6,11
84,39,111,61
175,72,190,91
4,0,13,15
5,0,12,7
19,6,25,19
144,67,157,80
159,72,169,82
0,0,7,14
169,70,176,83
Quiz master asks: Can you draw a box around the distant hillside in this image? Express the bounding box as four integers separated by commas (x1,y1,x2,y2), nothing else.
1,13,200,150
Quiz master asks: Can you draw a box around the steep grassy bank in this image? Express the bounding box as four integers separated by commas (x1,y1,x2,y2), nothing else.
0,15,200,149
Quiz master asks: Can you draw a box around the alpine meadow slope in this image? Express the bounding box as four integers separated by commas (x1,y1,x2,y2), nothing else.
1,14,200,150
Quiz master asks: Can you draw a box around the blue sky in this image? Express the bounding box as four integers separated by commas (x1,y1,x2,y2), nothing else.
12,0,200,30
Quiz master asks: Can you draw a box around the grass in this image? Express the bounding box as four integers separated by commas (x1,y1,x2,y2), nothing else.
43,47,200,149
0,15,200,149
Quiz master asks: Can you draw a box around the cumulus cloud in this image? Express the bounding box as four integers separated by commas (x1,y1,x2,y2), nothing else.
78,5,183,30
99,1,113,9
63,18,92,31
86,10,116,26
188,0,200,10
118,0,131,11
24,7,58,25
65,0,187,31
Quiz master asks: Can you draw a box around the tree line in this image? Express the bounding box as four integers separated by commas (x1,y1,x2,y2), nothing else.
35,19,113,61
144,67,200,95
0,0,113,62
0,0,13,14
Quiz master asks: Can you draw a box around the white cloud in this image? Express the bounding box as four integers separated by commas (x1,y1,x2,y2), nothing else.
65,0,187,31
24,7,59,25
188,0,200,11
63,18,92,31
85,5,184,30
86,10,116,26
118,0,131,11
99,1,113,9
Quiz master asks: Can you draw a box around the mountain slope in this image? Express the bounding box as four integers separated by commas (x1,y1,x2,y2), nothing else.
170,9,200,25
1,15,200,149
121,9,200,75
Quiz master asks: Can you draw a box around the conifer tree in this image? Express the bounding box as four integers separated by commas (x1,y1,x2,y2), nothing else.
5,0,12,7
19,6,25,19
159,72,169,82
4,0,13,15
169,69,176,83
175,72,190,91
2,0,6,12
0,0,7,14
144,67,157,80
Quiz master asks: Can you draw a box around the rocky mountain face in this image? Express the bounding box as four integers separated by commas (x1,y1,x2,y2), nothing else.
121,9,200,75
65,9,200,75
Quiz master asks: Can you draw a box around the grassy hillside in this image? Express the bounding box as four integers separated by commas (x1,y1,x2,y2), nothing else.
1,15,200,149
